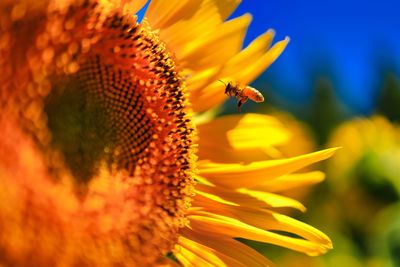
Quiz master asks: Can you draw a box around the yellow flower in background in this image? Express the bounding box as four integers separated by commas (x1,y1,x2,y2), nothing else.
328,116,400,200
0,0,336,266
324,115,400,267
327,115,400,227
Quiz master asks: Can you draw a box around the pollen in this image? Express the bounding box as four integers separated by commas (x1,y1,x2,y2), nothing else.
0,1,196,266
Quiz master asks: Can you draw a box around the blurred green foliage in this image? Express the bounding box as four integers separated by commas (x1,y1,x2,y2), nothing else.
304,78,348,145
377,73,400,122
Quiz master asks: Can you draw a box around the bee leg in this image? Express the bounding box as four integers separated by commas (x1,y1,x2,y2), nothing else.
225,83,232,95
237,97,248,111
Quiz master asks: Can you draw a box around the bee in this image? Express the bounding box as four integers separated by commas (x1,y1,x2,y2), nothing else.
220,80,265,110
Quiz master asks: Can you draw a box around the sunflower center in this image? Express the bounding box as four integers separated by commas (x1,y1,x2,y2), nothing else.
0,4,197,265
45,74,113,183
44,56,154,183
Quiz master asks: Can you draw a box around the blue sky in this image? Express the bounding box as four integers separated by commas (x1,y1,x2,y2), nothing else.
231,0,400,113
138,1,400,114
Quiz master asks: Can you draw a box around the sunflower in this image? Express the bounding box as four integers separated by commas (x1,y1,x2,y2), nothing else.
288,115,400,267
0,0,336,266
327,115,400,201
326,116,400,258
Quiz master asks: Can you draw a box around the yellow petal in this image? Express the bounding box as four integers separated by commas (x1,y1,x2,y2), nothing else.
186,66,221,93
192,209,330,254
194,175,215,186
159,0,241,54
212,0,242,21
180,228,274,267
235,37,290,84
198,148,339,188
117,0,149,15
197,113,291,163
195,188,239,207
193,29,274,96
203,113,291,149
190,36,289,112
220,29,276,78
179,14,251,71
175,245,217,267
146,0,202,29
190,199,329,246
188,213,332,256
195,184,306,211
197,144,278,165
237,188,306,211
253,171,326,192
177,237,229,267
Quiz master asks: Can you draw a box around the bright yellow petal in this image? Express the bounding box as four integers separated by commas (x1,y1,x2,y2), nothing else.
237,188,306,211
197,113,291,163
186,66,221,93
197,143,282,165
180,228,274,267
175,245,217,267
190,207,331,256
190,198,329,246
179,14,251,71
200,113,290,149
195,184,306,211
198,148,339,188
220,29,276,77
177,237,228,267
195,188,240,207
158,0,241,54
190,37,289,112
193,29,275,95
185,29,272,92
235,37,290,84
146,0,202,29
115,0,149,15
211,0,242,21
188,213,332,256
253,171,326,192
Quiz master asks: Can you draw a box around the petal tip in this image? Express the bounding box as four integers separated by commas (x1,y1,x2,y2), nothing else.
242,12,253,24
